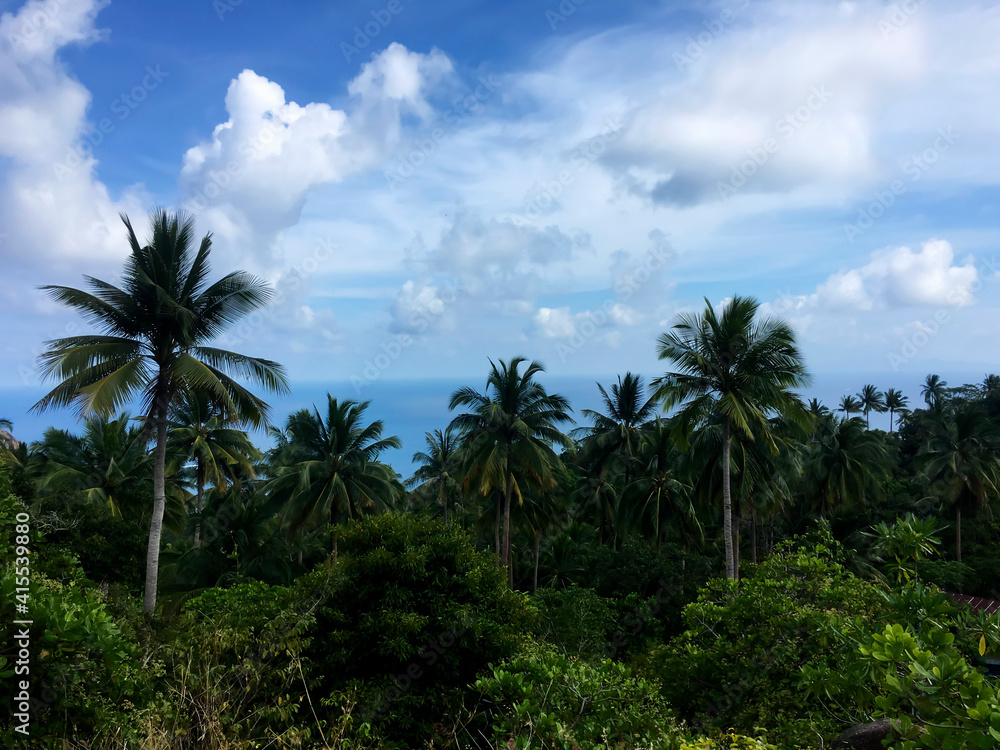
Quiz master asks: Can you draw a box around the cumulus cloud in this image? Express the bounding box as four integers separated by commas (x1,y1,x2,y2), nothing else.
0,0,145,272
602,2,926,206
770,239,979,316
179,43,454,267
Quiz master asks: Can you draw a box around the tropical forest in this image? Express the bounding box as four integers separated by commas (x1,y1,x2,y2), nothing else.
1,211,998,750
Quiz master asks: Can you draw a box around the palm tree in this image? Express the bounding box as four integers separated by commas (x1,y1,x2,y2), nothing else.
653,296,810,579
629,417,698,547
0,419,15,452
32,210,288,615
406,426,461,523
884,389,908,433
34,413,152,517
983,374,1000,396
268,395,402,552
574,372,658,467
921,374,948,408
449,357,572,582
805,416,889,519
919,402,1000,562
838,395,863,418
857,384,886,429
807,399,830,419
0,418,11,432
168,391,261,548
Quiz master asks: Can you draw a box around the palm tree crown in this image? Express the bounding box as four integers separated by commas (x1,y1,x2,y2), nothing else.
857,384,886,429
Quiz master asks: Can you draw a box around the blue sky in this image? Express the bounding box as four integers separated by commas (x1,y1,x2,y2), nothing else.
1,0,999,459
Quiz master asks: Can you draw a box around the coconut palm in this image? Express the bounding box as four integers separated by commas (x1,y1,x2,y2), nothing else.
838,395,863,418
34,413,152,517
652,295,810,579
573,372,658,468
805,416,889,519
919,402,1000,562
168,391,261,548
268,396,402,551
884,389,908,433
629,417,698,547
857,384,886,429
921,374,949,408
807,399,830,419
32,209,288,615
449,357,572,582
406,426,461,523
0,418,11,432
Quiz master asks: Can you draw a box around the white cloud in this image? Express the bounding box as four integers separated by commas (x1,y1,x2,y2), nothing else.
534,306,576,338
813,239,978,310
178,43,454,268
0,0,145,272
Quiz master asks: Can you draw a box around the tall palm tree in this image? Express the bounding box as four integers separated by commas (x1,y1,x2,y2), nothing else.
449,357,572,582
168,391,261,548
0,418,11,432
857,384,886,429
406,426,461,523
32,210,288,615
805,416,889,519
921,374,948,408
268,395,402,551
838,395,863,418
884,389,908,433
983,374,1000,396
653,296,810,579
919,402,1000,562
34,413,152,517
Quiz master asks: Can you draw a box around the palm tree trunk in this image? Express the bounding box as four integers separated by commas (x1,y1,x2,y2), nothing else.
503,464,514,586
889,408,894,433
440,481,448,524
955,507,962,563
533,532,540,594
734,514,741,580
143,405,168,616
751,507,757,564
494,489,502,558
722,417,735,580
194,462,204,549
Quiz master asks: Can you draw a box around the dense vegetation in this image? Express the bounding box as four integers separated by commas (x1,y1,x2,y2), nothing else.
2,212,998,749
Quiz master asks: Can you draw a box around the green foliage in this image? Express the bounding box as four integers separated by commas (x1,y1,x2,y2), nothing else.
531,586,619,660
163,578,324,747
679,734,779,750
801,582,1000,749
0,472,150,746
467,641,681,750
646,527,882,748
300,513,536,747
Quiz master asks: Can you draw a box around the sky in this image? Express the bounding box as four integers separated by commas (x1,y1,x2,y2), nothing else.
0,0,998,462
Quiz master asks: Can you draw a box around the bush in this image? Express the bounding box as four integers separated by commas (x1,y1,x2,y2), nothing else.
0,471,151,746
299,513,537,748
644,527,883,748
463,641,681,750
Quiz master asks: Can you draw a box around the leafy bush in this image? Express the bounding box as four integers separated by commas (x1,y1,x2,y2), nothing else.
644,527,883,748
0,470,151,746
299,513,537,748
464,641,681,750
